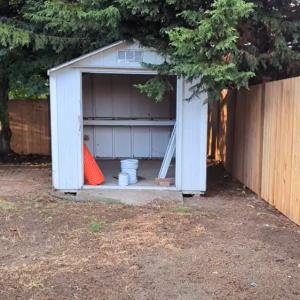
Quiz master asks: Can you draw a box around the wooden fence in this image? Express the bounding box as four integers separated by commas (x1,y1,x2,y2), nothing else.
8,99,50,155
211,77,300,225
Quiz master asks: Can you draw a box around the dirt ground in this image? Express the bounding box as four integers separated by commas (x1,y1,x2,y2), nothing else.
0,164,299,300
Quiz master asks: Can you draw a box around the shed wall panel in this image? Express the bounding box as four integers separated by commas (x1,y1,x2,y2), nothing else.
82,74,94,118
51,69,83,190
114,127,132,157
94,127,113,157
83,126,94,155
94,75,112,118
179,79,207,193
132,128,151,157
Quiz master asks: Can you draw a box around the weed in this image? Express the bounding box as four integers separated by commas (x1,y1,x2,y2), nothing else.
89,219,106,233
0,200,16,211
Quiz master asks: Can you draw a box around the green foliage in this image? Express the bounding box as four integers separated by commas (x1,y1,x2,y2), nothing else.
0,0,299,123
135,76,174,102
89,219,106,233
0,0,121,152
118,0,300,101
0,0,121,99
167,0,255,100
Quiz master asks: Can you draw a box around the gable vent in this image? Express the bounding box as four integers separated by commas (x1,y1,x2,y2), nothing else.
118,50,143,63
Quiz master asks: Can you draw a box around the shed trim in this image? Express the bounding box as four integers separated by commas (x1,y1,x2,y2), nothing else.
47,40,125,75
78,67,158,75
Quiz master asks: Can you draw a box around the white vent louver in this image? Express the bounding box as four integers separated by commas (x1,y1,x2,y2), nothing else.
118,50,143,63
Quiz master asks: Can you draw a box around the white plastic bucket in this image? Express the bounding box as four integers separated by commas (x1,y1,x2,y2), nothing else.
118,172,129,187
125,169,137,184
120,159,139,184
121,159,139,170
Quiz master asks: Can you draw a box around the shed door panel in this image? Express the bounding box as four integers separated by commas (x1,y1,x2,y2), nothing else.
177,79,208,193
51,69,83,190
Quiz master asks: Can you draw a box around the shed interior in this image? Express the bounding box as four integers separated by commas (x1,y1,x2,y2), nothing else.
82,73,177,188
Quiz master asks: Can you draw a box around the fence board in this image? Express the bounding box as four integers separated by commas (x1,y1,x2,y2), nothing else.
231,85,263,195
216,76,300,225
290,78,300,223
8,100,50,155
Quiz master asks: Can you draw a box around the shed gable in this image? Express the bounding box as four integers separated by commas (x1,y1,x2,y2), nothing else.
48,41,165,74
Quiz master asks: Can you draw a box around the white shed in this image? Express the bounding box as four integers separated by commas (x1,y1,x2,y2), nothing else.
48,40,208,194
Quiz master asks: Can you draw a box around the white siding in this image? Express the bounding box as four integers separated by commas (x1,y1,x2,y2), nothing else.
49,74,59,188
176,78,207,193
50,69,83,190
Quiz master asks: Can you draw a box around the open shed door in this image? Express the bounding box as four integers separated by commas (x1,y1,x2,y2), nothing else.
176,78,208,193
50,69,83,190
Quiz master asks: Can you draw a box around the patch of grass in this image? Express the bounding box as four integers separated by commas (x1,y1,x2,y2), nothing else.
0,200,16,211
89,219,106,233
170,206,191,214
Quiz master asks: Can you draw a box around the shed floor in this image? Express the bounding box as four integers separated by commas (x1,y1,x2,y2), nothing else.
96,159,175,187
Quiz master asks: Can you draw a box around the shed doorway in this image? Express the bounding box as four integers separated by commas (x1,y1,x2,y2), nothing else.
82,73,177,189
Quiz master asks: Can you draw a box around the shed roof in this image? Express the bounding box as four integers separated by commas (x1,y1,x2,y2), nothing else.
47,40,163,75
48,40,125,75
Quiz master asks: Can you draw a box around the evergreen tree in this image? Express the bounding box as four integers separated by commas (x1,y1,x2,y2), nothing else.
0,0,120,157
118,0,300,101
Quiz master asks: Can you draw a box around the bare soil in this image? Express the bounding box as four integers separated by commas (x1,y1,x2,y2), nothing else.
0,164,299,300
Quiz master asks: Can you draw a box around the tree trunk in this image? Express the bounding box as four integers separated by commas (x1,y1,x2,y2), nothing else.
0,77,12,159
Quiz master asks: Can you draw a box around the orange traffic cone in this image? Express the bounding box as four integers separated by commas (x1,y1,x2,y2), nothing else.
83,144,105,185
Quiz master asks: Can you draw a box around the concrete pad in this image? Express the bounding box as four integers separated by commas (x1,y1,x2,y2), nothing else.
75,189,183,205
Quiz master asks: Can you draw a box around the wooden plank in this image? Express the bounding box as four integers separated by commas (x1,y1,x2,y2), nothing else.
8,99,50,155
230,77,300,225
216,76,300,225
290,77,300,224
